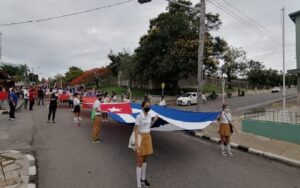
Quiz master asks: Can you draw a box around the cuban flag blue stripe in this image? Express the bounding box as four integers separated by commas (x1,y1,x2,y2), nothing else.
108,103,220,131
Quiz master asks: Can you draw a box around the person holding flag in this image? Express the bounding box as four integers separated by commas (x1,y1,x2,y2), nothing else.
73,93,81,126
91,95,102,143
134,101,158,188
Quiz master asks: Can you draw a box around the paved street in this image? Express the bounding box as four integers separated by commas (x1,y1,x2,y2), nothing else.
28,104,300,188
170,88,297,114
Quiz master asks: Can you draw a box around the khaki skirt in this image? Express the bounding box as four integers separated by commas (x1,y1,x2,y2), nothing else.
138,133,153,156
219,123,231,137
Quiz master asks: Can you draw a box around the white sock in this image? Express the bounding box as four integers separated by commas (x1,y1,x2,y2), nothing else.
227,144,231,153
136,167,142,187
221,144,225,152
142,163,147,181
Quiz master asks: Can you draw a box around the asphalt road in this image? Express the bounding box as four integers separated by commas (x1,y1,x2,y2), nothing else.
31,104,300,188
171,88,297,114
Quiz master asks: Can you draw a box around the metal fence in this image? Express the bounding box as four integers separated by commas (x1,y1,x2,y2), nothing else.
244,110,300,124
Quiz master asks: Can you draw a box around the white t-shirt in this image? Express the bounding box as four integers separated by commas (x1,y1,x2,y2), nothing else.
220,111,232,124
135,112,152,134
73,98,80,106
158,100,166,106
23,90,29,99
93,100,101,116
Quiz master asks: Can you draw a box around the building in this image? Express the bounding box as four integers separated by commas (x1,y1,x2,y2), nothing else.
288,10,300,104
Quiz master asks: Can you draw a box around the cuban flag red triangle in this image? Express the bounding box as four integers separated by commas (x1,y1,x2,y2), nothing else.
100,102,132,114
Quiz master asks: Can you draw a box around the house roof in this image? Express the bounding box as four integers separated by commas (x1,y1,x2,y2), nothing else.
289,10,300,23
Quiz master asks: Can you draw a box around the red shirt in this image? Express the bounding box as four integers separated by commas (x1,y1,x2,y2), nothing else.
0,91,8,101
29,90,36,101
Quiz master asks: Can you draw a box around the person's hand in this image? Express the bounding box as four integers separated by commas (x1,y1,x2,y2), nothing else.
135,146,140,154
153,115,159,122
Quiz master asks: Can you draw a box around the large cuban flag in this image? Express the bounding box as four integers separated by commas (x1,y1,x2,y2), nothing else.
104,103,220,132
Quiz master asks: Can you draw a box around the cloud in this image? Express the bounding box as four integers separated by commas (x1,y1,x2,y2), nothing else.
0,0,299,79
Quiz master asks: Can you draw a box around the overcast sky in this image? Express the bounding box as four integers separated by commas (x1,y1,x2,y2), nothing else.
0,0,299,78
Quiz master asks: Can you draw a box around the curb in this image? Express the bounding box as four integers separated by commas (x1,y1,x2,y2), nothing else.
0,150,37,188
192,132,300,168
25,153,37,187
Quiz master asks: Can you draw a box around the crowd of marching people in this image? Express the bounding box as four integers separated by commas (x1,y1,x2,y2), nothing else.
0,84,236,188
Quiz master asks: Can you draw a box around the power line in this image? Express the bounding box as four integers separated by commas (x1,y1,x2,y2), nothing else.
210,0,282,47
207,0,282,49
0,0,134,27
220,0,283,44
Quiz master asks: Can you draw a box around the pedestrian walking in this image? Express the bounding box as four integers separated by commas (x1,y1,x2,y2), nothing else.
0,87,8,110
134,101,158,188
47,91,58,124
68,92,74,111
8,88,18,120
92,95,102,143
23,88,29,110
37,87,45,105
218,104,235,157
73,93,81,126
102,93,109,122
158,95,166,107
29,87,36,111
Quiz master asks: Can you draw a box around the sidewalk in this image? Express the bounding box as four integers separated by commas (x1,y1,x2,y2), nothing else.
0,150,36,188
0,99,37,187
196,98,300,166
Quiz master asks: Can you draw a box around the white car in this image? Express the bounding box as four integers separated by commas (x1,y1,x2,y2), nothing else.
176,92,198,106
271,87,281,93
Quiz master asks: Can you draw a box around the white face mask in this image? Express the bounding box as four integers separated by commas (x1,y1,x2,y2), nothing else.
225,108,230,112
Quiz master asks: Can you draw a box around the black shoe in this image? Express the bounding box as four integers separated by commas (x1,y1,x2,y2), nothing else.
141,179,150,187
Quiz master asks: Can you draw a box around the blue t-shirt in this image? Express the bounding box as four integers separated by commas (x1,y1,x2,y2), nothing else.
10,92,18,104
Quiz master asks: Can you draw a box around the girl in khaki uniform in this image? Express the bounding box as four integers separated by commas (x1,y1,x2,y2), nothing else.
134,101,158,188
219,104,235,156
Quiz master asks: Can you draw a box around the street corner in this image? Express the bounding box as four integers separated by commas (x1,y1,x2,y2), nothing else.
0,150,37,188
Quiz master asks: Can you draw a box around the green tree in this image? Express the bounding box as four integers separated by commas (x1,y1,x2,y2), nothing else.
221,46,247,89
134,0,225,92
246,60,265,88
64,66,83,83
286,73,297,88
118,51,136,88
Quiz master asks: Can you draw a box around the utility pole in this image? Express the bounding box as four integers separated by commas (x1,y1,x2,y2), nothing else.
0,32,2,61
196,0,206,112
138,0,205,111
282,7,286,112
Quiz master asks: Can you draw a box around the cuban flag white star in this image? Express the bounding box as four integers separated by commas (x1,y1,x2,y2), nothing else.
107,107,122,112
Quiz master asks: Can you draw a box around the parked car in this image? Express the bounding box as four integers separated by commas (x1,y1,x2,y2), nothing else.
176,92,198,106
271,87,281,93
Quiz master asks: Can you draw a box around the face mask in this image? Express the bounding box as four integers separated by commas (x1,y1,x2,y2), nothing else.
225,108,230,112
144,107,150,112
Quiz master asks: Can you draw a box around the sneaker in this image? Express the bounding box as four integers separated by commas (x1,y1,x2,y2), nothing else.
74,123,79,127
9,118,16,121
92,140,101,144
141,179,150,187
222,151,227,156
228,152,234,157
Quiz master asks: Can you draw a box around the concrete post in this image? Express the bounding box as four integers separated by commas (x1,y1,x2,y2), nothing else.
289,11,300,104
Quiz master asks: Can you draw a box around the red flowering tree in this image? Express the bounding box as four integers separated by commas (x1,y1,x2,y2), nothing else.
71,67,110,88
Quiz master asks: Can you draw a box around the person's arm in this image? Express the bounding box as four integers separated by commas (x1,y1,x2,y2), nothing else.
151,115,159,128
